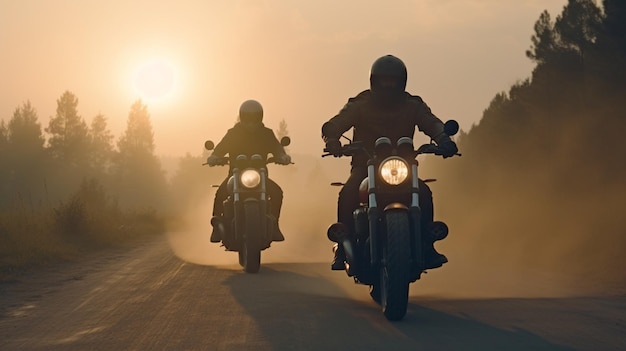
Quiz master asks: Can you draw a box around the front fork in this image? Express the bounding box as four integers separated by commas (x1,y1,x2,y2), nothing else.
409,163,424,272
232,167,269,242
367,162,424,273
367,163,379,267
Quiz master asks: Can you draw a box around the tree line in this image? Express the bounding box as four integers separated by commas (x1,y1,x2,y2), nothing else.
448,0,625,185
0,92,177,275
0,91,168,210
431,0,626,284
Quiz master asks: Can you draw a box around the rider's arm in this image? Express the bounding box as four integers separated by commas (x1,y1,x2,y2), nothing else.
267,128,287,157
409,95,447,142
211,129,234,157
322,91,368,141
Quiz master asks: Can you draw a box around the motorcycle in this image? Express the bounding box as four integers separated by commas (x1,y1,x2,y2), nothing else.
322,120,460,320
203,136,291,273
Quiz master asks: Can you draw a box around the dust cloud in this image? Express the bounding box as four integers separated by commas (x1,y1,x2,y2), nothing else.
165,146,626,300
165,155,342,269
427,124,626,299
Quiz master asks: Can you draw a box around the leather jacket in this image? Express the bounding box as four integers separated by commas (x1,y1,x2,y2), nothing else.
322,90,448,167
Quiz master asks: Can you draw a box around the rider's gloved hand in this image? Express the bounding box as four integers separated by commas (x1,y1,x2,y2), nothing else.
325,139,342,157
438,138,458,158
207,154,221,166
276,154,291,165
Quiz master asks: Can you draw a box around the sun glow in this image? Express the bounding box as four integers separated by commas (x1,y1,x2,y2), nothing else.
132,58,178,103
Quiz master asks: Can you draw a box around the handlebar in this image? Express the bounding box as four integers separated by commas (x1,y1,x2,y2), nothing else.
322,142,461,158
203,156,294,166
202,156,229,166
416,144,462,157
267,156,295,165
322,141,366,158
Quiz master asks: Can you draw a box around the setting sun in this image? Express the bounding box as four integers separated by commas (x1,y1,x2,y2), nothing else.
132,59,177,102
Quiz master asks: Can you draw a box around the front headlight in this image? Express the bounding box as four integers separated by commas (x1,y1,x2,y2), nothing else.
379,157,409,185
240,169,261,188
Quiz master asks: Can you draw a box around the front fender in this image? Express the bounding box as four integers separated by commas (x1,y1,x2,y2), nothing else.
384,203,408,211
241,198,269,243
383,203,423,278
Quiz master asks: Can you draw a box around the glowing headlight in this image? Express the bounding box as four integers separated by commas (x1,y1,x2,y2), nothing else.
240,169,261,188
379,157,409,185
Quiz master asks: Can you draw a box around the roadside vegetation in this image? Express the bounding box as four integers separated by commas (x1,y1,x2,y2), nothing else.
0,179,164,279
0,97,168,281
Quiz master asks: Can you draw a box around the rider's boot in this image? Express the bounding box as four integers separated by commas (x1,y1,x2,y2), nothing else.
424,243,448,269
272,220,285,242
424,221,449,269
210,216,223,243
331,243,346,270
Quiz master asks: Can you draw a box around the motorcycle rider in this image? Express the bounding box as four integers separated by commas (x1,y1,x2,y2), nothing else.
207,99,291,243
322,54,458,270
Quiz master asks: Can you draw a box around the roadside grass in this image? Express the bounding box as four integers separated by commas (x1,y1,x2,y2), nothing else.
0,179,165,282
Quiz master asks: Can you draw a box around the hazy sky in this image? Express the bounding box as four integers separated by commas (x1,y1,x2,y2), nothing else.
1,0,569,157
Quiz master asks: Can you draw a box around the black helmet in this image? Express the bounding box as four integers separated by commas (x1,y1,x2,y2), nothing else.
238,99,263,123
369,55,407,95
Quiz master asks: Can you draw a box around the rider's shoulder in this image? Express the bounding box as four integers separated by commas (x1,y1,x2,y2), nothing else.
344,90,372,108
255,124,277,138
405,92,426,104
223,127,238,139
229,123,243,132
347,90,372,103
262,125,275,134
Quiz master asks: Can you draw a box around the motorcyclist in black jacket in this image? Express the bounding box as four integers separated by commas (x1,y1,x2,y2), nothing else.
207,99,291,243
322,55,458,270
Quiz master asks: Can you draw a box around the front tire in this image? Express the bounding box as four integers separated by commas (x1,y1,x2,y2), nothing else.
380,209,411,321
240,201,262,273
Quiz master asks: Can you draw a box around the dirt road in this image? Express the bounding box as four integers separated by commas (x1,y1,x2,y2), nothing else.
1,234,624,351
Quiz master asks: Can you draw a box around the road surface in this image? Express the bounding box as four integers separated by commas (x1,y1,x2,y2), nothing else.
1,234,624,351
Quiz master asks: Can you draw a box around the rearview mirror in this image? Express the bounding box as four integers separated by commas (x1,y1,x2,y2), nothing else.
204,140,214,151
280,136,291,147
444,120,459,136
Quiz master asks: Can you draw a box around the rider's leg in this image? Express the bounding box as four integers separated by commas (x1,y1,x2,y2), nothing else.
267,179,285,241
419,180,448,269
211,178,229,242
332,167,367,270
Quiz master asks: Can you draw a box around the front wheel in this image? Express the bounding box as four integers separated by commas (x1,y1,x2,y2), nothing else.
240,201,262,273
380,209,411,321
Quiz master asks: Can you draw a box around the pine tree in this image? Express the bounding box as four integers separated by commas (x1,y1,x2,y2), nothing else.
117,100,155,156
113,100,167,210
46,91,90,169
554,0,603,81
4,101,47,203
597,0,626,90
526,11,558,65
89,113,114,174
